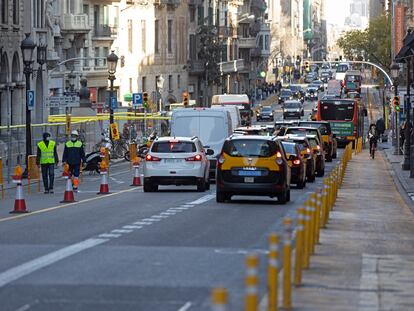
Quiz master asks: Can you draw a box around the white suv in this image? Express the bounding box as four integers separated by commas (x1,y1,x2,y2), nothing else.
143,136,213,192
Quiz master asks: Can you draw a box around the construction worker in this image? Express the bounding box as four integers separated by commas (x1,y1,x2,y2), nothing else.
62,130,86,191
36,132,59,194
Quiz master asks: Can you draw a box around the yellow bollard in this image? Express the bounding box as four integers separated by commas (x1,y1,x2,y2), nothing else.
267,233,279,311
315,190,322,244
294,208,305,286
211,287,228,311
245,254,259,311
283,218,292,309
321,183,329,228
303,205,311,269
307,196,316,254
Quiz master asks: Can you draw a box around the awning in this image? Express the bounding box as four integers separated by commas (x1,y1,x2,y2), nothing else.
395,45,412,63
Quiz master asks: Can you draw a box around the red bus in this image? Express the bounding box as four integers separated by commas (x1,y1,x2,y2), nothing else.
316,98,366,146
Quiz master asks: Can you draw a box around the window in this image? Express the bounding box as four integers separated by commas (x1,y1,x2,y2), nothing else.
113,6,119,27
129,78,133,93
177,75,181,89
94,47,100,66
141,20,146,53
154,20,159,53
142,76,146,92
1,0,7,24
168,75,173,91
197,6,204,25
83,4,89,14
151,141,196,153
12,0,18,24
167,20,172,53
102,47,108,65
189,6,195,22
208,7,213,25
128,19,133,53
189,34,196,59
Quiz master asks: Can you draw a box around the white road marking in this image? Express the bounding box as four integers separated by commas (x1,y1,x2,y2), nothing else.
174,207,189,210
147,218,161,222
110,177,125,184
99,233,121,238
15,304,32,311
111,229,133,234
188,194,215,205
123,225,143,229
142,218,156,222
160,212,176,216
151,215,169,219
178,301,192,311
0,238,107,287
133,221,152,225
181,204,194,208
167,209,183,213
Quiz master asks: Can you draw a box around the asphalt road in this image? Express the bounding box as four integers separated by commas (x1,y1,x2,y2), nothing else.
0,96,343,311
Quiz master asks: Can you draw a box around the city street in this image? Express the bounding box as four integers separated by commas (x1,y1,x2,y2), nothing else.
0,97,341,311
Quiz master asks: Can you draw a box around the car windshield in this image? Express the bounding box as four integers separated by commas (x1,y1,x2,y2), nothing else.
285,102,301,108
281,142,297,155
289,86,299,91
261,107,272,112
346,75,361,82
223,139,277,157
281,90,292,96
151,141,196,153
336,64,349,73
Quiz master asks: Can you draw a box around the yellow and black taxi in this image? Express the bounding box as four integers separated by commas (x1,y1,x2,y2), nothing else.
283,135,316,182
234,125,270,136
305,134,325,177
280,140,307,189
297,121,337,161
216,135,291,204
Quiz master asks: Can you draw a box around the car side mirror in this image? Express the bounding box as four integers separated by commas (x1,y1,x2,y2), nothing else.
205,149,214,156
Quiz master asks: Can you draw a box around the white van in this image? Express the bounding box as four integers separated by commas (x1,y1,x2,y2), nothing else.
210,105,241,130
170,108,233,177
335,63,350,81
211,94,252,125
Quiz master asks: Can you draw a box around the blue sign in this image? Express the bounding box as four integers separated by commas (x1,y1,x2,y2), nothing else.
111,97,117,110
27,90,35,111
132,93,143,107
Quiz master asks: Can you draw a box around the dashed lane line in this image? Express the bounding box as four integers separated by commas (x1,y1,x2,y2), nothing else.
111,229,133,234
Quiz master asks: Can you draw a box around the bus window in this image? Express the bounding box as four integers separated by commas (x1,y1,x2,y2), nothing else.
320,102,354,121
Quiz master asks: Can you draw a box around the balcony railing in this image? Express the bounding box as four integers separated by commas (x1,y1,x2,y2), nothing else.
62,14,90,32
239,37,256,49
189,60,205,74
220,59,245,74
94,25,117,38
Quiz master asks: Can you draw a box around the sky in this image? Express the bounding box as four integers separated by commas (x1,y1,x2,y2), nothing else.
325,0,351,26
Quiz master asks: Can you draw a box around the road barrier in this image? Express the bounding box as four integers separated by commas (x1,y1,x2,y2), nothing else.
211,288,228,311
27,155,40,194
212,142,359,310
0,157,4,199
61,164,75,203
10,165,28,214
97,160,110,194
245,254,259,311
267,233,279,311
129,143,137,170
131,157,142,186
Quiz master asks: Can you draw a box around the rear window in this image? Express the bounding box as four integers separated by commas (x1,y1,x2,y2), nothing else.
281,142,298,155
223,139,277,157
285,128,313,136
285,102,301,108
308,138,318,148
299,123,330,135
152,141,196,153
281,90,292,96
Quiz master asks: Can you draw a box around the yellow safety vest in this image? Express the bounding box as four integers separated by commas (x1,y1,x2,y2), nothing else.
65,140,83,148
38,140,56,164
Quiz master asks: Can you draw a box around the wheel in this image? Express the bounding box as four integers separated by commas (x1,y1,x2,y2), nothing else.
144,182,158,192
216,190,228,203
124,151,130,161
287,189,291,202
277,190,287,204
297,178,305,189
197,178,206,192
308,172,316,182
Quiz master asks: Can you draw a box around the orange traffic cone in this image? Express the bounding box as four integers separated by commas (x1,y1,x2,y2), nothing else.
10,165,29,214
131,157,142,186
97,160,110,194
61,164,75,203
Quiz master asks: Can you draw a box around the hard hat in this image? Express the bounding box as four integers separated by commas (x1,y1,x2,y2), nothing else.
71,130,79,136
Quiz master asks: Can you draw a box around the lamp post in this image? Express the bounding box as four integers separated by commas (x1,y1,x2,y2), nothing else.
390,62,401,155
403,58,412,170
21,33,36,173
107,50,118,132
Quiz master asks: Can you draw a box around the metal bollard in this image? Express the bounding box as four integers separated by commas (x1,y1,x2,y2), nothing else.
267,233,279,311
283,217,293,309
245,254,259,311
303,205,311,269
315,190,322,244
321,183,329,228
211,287,228,311
294,208,305,286
308,196,316,254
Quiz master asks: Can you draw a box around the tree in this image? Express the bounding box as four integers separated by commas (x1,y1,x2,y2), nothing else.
337,15,391,70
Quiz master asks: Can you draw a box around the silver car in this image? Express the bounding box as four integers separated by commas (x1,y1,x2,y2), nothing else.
143,136,213,192
283,101,304,119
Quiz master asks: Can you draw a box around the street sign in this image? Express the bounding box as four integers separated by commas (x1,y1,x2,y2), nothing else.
110,123,120,140
132,93,143,107
45,95,80,108
111,97,117,110
27,90,35,111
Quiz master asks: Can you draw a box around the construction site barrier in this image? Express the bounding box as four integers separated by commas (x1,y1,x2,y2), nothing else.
27,155,40,194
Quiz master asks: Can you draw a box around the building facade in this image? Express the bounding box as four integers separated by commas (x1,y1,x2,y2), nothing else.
369,0,385,21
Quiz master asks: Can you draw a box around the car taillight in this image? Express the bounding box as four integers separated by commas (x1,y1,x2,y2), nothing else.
146,154,161,161
316,145,321,151
217,154,225,169
293,159,301,165
306,148,311,154
276,151,283,165
185,154,202,161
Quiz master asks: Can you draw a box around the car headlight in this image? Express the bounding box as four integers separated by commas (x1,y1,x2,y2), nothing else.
279,97,282,100
270,113,273,116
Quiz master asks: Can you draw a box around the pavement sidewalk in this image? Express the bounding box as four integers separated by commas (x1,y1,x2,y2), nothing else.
291,150,414,310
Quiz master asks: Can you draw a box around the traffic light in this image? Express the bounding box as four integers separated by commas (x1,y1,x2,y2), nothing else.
304,61,310,72
183,91,189,107
393,96,400,111
143,92,148,108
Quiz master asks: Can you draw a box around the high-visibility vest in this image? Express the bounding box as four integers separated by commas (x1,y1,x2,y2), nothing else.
65,140,83,148
38,140,56,164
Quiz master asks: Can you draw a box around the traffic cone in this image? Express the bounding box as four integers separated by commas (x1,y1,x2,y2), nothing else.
61,176,75,203
131,157,142,186
97,160,110,194
10,165,29,214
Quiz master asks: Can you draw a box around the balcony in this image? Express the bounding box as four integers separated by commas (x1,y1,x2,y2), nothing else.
250,47,270,58
188,0,202,5
220,59,246,74
239,37,256,49
62,14,90,33
94,24,117,38
154,0,181,7
188,60,205,74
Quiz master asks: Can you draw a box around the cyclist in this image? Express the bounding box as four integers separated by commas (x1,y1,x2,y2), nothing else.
368,124,378,159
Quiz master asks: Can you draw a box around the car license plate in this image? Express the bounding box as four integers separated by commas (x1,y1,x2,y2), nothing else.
244,177,254,183
239,170,261,176
165,159,182,163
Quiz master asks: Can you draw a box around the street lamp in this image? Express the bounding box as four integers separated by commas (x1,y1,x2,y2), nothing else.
390,62,400,155
36,43,47,66
107,50,118,126
20,33,36,173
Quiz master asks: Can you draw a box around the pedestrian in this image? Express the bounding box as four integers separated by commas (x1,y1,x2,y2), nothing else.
62,130,86,191
400,121,406,149
36,132,59,194
375,118,385,142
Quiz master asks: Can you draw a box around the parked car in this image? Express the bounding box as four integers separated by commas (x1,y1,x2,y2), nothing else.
280,141,307,189
143,136,214,192
279,89,293,104
256,106,274,122
306,134,325,177
216,135,291,204
283,101,304,119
